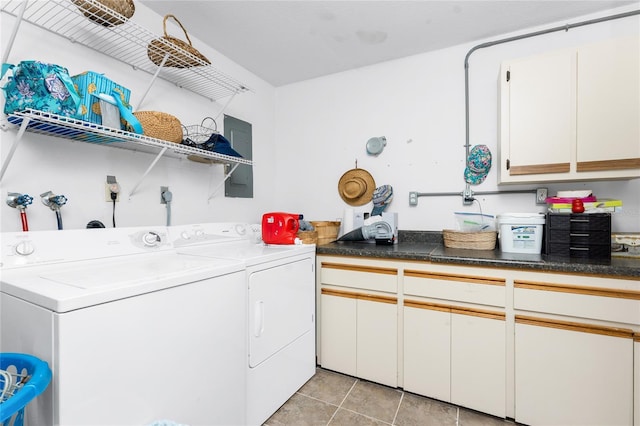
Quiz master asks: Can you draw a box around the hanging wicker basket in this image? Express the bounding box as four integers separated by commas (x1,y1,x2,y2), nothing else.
147,14,211,68
72,0,135,27
133,111,183,143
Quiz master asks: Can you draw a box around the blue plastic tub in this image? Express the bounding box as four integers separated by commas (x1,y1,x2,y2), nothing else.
0,353,52,426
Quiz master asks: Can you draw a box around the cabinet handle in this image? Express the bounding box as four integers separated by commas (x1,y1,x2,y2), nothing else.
514,280,640,300
569,233,589,237
569,219,589,223
516,315,633,339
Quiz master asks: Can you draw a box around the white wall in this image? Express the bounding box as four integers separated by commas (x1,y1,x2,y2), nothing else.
274,5,640,232
2,4,639,233
0,3,276,232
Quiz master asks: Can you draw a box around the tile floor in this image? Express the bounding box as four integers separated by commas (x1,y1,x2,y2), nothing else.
265,368,522,426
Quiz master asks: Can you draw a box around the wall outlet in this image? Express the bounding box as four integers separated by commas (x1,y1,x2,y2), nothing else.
536,188,548,205
105,182,120,202
409,192,418,206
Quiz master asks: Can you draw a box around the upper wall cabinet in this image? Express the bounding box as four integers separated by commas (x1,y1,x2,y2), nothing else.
498,35,640,184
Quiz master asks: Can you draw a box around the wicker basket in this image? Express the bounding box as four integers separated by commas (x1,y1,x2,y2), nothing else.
296,231,318,245
443,229,497,250
73,0,135,27
133,111,183,143
310,221,341,245
147,15,211,68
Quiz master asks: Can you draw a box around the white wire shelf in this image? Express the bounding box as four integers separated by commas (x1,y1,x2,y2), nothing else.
5,109,253,166
0,0,250,102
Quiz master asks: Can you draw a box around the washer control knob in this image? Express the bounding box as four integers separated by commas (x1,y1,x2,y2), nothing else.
142,232,161,247
15,240,35,256
180,231,191,240
194,230,205,238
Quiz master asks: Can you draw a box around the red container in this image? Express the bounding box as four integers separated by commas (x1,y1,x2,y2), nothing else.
262,212,302,244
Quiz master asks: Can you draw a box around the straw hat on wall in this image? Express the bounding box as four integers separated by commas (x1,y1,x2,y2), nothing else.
338,168,376,206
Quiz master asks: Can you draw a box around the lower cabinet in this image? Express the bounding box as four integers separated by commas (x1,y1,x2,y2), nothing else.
515,316,634,426
635,334,640,426
404,301,506,418
320,288,398,387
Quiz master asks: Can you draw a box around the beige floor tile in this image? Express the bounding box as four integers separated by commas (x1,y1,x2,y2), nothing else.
458,408,518,426
394,393,458,426
328,408,390,425
264,393,337,426
298,368,358,406
340,380,403,424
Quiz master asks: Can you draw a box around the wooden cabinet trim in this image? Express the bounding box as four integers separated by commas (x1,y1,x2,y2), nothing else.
634,333,640,343
321,288,397,304
405,270,505,286
321,262,398,276
577,158,640,172
404,299,450,313
509,163,570,175
404,299,505,320
514,280,640,300
515,315,634,339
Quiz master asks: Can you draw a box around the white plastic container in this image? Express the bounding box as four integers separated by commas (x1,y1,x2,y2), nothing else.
497,213,546,254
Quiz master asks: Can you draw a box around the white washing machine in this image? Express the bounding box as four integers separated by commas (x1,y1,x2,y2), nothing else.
0,227,247,426
169,223,317,426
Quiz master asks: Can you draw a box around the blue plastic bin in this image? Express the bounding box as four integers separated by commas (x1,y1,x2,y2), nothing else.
0,353,52,426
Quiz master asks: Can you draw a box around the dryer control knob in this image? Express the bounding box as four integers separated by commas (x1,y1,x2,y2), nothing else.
194,230,205,238
15,240,35,256
180,231,191,240
142,232,161,247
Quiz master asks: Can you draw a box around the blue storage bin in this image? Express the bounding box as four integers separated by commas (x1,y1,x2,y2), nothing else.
0,353,52,426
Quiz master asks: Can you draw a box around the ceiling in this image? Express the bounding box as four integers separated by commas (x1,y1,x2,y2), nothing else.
141,1,638,86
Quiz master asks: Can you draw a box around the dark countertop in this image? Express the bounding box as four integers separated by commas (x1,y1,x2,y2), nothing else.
315,231,640,279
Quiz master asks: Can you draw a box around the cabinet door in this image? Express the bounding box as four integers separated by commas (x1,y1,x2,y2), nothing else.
451,311,506,418
320,292,357,376
515,317,634,426
403,304,451,401
357,297,398,387
503,50,575,179
635,336,640,426
576,36,640,172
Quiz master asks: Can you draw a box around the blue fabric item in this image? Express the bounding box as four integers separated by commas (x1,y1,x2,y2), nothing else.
202,133,243,158
371,185,393,216
464,145,492,185
2,61,81,117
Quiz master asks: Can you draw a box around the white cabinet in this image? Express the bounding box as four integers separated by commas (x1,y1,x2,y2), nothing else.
403,300,506,418
636,334,640,426
577,36,640,172
318,261,399,387
499,35,640,184
403,303,450,401
513,273,640,425
402,267,506,418
515,316,634,426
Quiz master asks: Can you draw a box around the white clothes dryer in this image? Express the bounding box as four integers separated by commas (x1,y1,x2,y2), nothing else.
0,227,247,426
169,223,316,425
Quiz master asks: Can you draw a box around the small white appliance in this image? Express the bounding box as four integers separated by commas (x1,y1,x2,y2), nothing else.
169,223,316,426
0,227,247,425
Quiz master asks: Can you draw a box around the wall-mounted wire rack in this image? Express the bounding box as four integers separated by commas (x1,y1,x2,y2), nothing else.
0,110,253,198
0,0,251,104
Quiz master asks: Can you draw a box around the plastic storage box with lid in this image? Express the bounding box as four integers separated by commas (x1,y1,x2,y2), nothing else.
497,213,546,254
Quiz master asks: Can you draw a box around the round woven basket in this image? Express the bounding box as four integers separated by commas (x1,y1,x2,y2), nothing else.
73,0,135,27
296,231,318,245
443,230,497,250
147,15,211,68
133,111,183,143
310,221,341,245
